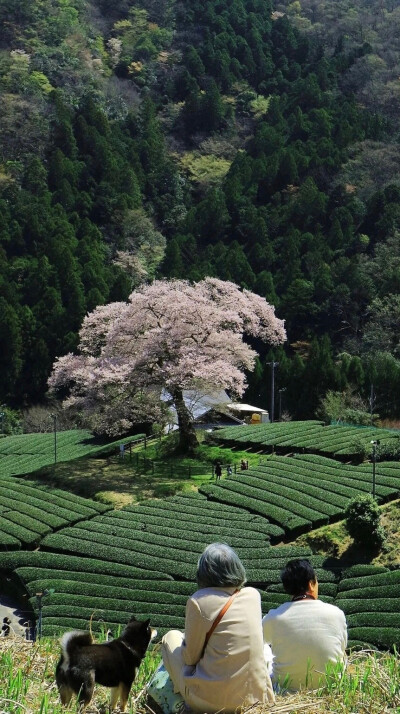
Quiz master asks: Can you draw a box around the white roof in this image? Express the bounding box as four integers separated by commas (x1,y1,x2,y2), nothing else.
228,403,268,413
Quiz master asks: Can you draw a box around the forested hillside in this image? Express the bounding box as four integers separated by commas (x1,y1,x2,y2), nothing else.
1,0,400,419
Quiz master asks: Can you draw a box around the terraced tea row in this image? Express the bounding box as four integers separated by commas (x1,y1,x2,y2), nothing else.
0,430,145,477
1,550,398,648
212,421,400,458
42,493,304,580
0,547,336,637
200,455,400,536
336,567,400,649
0,474,110,548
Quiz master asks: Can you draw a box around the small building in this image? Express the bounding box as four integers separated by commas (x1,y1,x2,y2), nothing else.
227,403,269,424
163,390,269,431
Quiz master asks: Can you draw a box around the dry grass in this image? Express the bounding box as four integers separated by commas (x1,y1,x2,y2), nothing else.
1,636,399,714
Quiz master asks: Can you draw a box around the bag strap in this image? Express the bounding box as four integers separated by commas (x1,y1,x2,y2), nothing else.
200,589,239,658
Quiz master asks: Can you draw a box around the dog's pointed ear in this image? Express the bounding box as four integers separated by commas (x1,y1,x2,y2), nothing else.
143,618,151,627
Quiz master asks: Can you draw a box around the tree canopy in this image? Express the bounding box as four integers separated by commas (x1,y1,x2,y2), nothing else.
49,278,285,450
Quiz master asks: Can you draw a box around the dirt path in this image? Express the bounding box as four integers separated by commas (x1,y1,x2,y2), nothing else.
0,594,30,639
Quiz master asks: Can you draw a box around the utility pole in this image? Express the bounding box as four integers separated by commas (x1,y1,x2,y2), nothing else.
278,388,286,421
49,413,57,464
371,440,380,499
266,361,279,422
369,384,375,426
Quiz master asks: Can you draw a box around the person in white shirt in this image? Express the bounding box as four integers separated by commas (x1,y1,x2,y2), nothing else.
263,558,347,691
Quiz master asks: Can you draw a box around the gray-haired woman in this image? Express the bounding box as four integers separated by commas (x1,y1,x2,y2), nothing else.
160,543,274,713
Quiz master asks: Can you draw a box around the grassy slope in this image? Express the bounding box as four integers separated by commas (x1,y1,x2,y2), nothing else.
28,436,262,506
295,499,400,568
1,636,399,714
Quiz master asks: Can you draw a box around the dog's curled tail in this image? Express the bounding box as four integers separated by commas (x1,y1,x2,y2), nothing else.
60,631,93,668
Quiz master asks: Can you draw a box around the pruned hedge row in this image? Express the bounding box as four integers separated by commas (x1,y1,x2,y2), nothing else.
347,628,399,649
25,579,190,605
256,460,391,502
198,453,400,536
121,492,281,539
70,517,286,563
201,482,311,534
231,468,341,516
0,495,68,528
90,515,267,551
2,547,399,649
0,473,112,549
0,517,41,547
336,567,400,648
0,531,20,548
0,478,109,515
0,430,146,477
42,496,328,581
291,454,400,495
212,422,400,458
42,533,196,579
340,566,400,597
40,613,185,638
212,421,323,446
0,550,168,580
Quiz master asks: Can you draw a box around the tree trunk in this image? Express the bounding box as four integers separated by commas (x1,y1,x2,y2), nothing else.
172,387,199,453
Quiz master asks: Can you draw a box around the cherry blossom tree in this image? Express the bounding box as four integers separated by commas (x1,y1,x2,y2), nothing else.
49,278,286,451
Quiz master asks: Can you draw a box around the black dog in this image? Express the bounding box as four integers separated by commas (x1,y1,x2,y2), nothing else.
56,617,156,711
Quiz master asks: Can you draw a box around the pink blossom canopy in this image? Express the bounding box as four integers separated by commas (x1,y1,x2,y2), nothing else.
49,278,286,436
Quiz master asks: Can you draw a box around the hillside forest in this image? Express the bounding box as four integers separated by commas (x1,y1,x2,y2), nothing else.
1,0,400,422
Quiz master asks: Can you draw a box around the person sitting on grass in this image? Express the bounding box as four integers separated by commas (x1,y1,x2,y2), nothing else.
158,542,274,713
263,558,347,691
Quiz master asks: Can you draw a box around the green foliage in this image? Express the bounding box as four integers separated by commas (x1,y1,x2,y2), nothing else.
0,407,22,436
0,430,145,477
318,390,379,427
212,421,400,458
179,153,231,188
344,495,386,548
0,0,399,424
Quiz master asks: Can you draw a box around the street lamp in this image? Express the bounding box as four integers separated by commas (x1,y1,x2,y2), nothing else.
0,411,4,436
278,388,287,421
35,588,55,639
371,440,380,499
49,413,57,464
266,361,279,422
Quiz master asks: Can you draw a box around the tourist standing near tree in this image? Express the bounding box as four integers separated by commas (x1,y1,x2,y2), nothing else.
215,461,222,481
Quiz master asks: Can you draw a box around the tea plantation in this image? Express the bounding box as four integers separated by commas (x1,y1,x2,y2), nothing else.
0,426,399,650
212,421,400,458
201,454,400,537
0,474,111,548
0,430,144,477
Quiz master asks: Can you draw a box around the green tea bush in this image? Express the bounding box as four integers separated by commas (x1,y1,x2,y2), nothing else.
0,551,167,579
348,627,399,649
344,495,386,548
201,482,313,533
338,569,400,592
0,517,40,546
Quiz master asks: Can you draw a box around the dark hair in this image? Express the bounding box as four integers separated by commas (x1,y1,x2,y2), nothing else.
280,559,316,596
196,543,247,589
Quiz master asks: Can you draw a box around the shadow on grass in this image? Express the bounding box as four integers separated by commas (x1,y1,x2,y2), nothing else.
31,455,215,506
